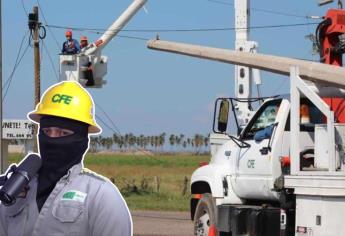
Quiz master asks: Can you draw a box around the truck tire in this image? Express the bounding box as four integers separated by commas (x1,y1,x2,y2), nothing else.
193,193,218,236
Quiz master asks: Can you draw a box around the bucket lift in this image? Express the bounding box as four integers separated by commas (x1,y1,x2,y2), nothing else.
59,0,147,88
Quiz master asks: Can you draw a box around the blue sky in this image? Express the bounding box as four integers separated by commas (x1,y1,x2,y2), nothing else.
3,0,333,136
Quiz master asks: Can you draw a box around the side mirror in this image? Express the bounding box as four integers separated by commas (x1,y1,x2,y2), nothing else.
217,99,230,133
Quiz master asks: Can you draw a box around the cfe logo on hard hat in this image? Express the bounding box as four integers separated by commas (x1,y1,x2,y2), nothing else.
51,94,73,105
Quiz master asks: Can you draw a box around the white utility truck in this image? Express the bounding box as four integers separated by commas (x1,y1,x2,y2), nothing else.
147,1,345,235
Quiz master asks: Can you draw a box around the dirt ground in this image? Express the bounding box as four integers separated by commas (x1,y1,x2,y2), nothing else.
132,211,194,236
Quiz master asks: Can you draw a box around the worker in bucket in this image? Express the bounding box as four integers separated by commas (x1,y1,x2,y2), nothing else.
0,81,132,236
78,35,95,86
80,35,89,50
62,30,80,54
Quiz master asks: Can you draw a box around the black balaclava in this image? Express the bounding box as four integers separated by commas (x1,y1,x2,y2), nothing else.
36,116,89,212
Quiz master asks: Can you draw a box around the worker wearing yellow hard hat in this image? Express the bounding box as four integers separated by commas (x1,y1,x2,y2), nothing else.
28,81,100,133
0,81,132,236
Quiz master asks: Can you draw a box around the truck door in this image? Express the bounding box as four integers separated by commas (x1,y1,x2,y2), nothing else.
232,99,283,200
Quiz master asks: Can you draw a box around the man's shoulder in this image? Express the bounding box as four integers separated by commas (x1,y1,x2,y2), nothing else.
80,167,109,183
79,168,123,202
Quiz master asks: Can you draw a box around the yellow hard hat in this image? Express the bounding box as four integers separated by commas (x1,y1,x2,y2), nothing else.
28,81,101,134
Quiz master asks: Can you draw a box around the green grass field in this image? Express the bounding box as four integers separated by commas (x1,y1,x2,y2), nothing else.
8,153,210,211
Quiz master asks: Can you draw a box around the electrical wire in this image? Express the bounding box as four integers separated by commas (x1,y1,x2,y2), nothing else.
207,0,320,19
42,41,59,82
271,79,288,96
36,0,61,50
95,102,122,135
114,34,149,41
3,31,30,101
21,0,28,16
95,114,120,136
95,106,154,156
3,31,29,89
3,44,30,101
44,22,320,35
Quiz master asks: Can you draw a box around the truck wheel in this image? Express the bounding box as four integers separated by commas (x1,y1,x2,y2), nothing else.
194,193,217,236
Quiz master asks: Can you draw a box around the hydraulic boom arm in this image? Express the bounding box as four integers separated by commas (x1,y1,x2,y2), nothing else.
83,0,147,56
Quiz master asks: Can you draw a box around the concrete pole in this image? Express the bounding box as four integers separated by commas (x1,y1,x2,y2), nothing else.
147,39,345,89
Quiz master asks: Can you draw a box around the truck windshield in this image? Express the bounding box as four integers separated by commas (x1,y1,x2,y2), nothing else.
241,99,282,140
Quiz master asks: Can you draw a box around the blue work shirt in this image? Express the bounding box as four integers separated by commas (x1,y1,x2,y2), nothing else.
62,39,80,54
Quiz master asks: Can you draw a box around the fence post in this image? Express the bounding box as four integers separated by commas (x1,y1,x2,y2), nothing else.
182,176,188,196
154,176,160,192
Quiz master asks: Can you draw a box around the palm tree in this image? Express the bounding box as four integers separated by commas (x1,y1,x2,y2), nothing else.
159,132,166,151
187,138,191,147
113,134,120,151
90,137,98,152
105,137,113,150
148,136,154,150
154,135,159,151
128,133,136,151
193,134,205,154
169,134,175,151
204,135,209,148
182,140,187,149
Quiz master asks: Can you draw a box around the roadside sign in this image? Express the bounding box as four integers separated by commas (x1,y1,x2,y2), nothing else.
2,119,35,139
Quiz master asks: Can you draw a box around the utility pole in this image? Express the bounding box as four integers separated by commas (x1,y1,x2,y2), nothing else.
233,0,261,126
29,6,40,152
33,7,40,110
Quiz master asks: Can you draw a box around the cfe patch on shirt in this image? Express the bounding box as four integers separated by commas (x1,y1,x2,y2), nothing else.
61,190,87,203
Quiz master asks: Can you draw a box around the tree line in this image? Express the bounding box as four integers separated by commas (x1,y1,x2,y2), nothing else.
89,133,210,153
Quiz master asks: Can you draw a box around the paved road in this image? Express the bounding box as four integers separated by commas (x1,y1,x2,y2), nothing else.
132,211,194,236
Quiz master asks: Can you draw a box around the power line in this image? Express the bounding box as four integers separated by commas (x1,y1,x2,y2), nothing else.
44,22,320,35
3,45,30,101
21,0,28,16
95,114,121,136
36,0,61,50
207,0,320,19
271,78,288,96
117,35,149,41
3,31,30,101
42,40,59,82
95,102,122,135
94,105,154,156
3,31,28,89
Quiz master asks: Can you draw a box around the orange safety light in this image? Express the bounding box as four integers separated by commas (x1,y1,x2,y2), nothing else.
281,156,290,167
300,104,310,124
208,225,217,236
192,194,202,199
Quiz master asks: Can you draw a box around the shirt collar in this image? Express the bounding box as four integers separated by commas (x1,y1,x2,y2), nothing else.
60,162,83,181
